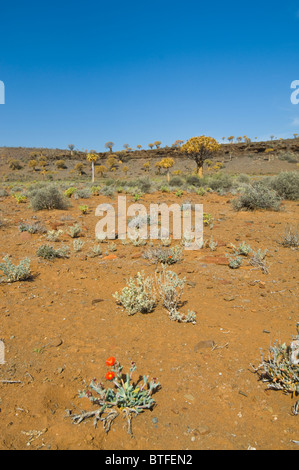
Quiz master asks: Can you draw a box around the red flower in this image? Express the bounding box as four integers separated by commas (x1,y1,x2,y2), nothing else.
106,371,115,381
105,357,116,367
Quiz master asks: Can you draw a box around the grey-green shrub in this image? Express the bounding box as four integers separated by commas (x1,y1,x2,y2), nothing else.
113,271,156,315
37,244,70,259
30,185,69,211
270,172,299,201
232,182,281,211
0,256,31,282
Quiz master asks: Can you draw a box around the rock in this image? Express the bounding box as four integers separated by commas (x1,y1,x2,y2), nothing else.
196,425,211,436
102,254,117,260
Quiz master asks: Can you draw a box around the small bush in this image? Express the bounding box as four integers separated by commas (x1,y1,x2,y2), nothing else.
278,224,299,248
74,188,92,199
71,358,160,436
68,223,82,238
270,172,299,201
232,182,281,211
37,244,70,259
0,256,31,282
254,325,299,414
143,245,183,265
155,268,196,323
30,186,69,211
19,221,47,234
169,176,184,187
113,271,156,315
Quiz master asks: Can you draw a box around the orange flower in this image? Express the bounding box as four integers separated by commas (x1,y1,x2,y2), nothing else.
105,357,116,367
106,371,115,381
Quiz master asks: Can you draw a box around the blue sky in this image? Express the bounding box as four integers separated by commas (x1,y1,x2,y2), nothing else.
0,0,299,151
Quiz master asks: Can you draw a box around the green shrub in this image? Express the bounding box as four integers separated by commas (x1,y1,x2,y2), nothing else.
206,173,235,193
113,271,156,315
169,176,184,187
37,244,70,259
270,172,299,201
0,256,31,282
232,182,281,211
30,186,69,211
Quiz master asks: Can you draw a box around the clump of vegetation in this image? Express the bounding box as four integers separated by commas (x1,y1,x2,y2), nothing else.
73,239,84,252
227,255,243,269
74,188,92,199
113,271,156,315
0,256,31,282
71,357,160,435
79,205,89,214
30,186,69,211
253,324,299,415
232,182,281,211
19,221,47,234
37,244,70,260
270,171,299,201
87,244,102,258
278,224,299,248
68,223,82,238
143,245,183,265
231,241,252,256
46,229,63,242
9,159,22,170
248,249,269,274
64,187,77,198
13,194,27,204
155,267,196,323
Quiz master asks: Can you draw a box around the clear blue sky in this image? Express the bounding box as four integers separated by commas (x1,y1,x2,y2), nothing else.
0,0,299,151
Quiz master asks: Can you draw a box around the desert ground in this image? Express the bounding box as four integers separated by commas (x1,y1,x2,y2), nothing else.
0,143,298,450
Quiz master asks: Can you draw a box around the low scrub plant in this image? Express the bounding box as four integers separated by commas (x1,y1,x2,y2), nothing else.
155,267,196,323
0,256,31,282
46,229,63,242
248,249,269,274
13,194,27,204
73,239,85,252
113,271,157,315
19,221,47,234
232,182,281,211
64,187,77,198
71,357,160,435
79,205,89,214
37,244,70,260
270,171,299,201
68,223,82,238
30,186,69,211
253,324,299,415
143,245,183,265
278,224,299,248
226,255,243,269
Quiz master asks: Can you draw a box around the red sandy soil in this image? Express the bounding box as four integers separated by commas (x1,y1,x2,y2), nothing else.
0,191,298,450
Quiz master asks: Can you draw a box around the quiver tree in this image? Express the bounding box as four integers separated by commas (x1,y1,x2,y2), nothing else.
96,165,107,177
68,144,75,156
181,136,220,178
158,157,174,182
105,142,114,153
86,153,98,183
